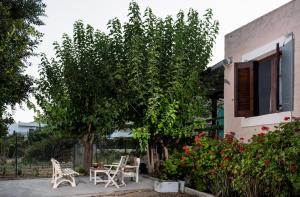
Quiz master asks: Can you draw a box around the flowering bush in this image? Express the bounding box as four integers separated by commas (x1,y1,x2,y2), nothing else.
160,119,300,196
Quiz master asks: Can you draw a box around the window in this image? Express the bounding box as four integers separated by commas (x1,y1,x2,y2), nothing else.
235,38,294,117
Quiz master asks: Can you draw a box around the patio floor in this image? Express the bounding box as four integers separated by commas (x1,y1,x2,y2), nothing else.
0,176,154,197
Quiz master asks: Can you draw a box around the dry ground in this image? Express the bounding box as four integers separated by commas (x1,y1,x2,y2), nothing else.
94,190,197,197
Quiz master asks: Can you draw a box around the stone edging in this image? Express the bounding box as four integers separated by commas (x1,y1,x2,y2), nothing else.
184,187,215,197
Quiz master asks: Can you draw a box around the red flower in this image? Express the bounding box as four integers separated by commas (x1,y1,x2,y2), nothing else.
182,146,188,150
198,132,206,137
288,163,297,173
264,160,270,166
261,126,269,131
222,156,231,161
258,132,265,137
220,149,225,155
239,145,245,153
194,136,200,143
225,133,234,143
185,149,190,155
284,116,290,121
181,157,186,161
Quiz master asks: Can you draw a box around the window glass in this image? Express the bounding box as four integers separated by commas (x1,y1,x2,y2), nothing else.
258,59,272,115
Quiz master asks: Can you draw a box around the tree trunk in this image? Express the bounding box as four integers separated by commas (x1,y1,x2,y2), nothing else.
83,123,94,174
147,140,155,175
162,145,169,160
161,139,169,160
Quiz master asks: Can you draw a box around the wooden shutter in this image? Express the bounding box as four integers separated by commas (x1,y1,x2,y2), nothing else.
234,61,257,117
280,37,294,111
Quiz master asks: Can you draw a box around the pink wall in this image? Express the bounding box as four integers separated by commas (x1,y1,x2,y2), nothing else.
224,0,300,141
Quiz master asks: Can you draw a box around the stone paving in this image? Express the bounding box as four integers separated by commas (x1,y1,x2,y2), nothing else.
0,176,154,197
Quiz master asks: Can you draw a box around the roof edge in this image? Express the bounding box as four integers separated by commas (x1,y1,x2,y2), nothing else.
225,0,294,38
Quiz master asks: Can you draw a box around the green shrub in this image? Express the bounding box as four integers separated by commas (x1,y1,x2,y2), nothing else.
232,120,300,197
24,137,75,163
161,119,300,196
76,166,86,174
1,165,6,175
32,167,39,176
17,167,22,176
96,150,124,164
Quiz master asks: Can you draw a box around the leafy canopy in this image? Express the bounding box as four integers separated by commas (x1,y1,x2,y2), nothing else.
0,0,45,136
36,22,122,138
121,2,219,149
35,1,219,148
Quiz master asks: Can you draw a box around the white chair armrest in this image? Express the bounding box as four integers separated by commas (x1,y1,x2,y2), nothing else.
104,164,119,167
125,165,138,168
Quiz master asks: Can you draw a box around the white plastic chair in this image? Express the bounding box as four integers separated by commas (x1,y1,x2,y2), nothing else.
51,158,79,189
104,155,127,188
123,157,140,183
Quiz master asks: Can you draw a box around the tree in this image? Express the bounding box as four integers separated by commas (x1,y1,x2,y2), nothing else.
0,0,45,136
36,1,219,173
123,2,219,173
36,22,123,172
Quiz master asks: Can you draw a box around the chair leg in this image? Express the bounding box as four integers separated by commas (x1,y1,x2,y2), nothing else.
105,174,112,188
53,183,58,189
53,178,60,189
89,169,92,181
94,171,97,185
51,169,55,183
105,174,121,188
121,178,126,187
112,180,120,188
121,173,126,186
70,175,76,187
53,175,77,188
136,169,139,183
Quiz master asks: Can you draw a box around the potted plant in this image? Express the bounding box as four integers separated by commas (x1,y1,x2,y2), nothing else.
154,158,185,193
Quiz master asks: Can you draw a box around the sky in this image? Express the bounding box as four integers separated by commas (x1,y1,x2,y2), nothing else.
13,0,291,122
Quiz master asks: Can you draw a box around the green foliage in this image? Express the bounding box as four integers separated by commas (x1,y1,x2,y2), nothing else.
36,21,122,138
25,136,75,163
0,0,45,136
232,121,300,197
35,1,218,152
0,129,75,163
96,150,124,165
161,120,300,196
0,133,27,159
75,166,86,174
123,2,219,150
159,151,185,181
32,167,39,176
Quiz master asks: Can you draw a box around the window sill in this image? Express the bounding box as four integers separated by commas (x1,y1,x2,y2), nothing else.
241,111,291,128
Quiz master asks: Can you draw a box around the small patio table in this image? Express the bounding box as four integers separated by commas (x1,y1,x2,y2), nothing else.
89,167,110,185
